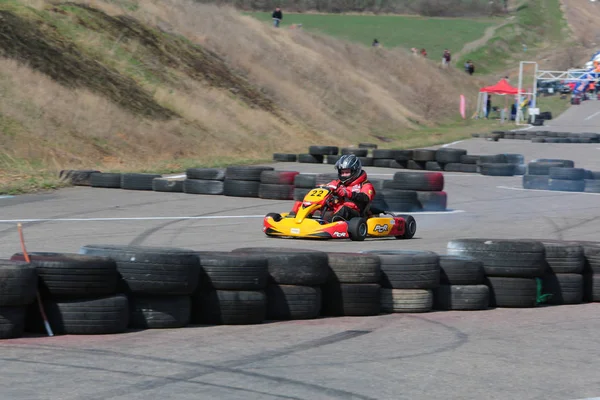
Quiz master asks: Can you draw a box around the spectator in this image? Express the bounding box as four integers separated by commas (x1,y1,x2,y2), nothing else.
421,48,427,57
372,39,380,47
411,47,419,56
442,49,451,67
486,95,492,119
464,60,470,74
272,7,283,28
468,61,475,75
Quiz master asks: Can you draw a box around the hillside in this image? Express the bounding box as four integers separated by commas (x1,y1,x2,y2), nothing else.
0,0,485,193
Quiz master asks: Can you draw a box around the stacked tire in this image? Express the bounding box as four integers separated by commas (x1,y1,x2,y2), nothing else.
298,145,338,164
326,147,373,166
433,256,489,311
194,252,269,325
10,253,129,335
363,250,440,313
581,242,600,302
0,260,38,338
522,159,575,191
90,172,122,188
539,241,584,305
447,239,547,308
548,167,586,192
232,248,329,321
372,149,411,169
78,245,201,330
321,252,381,317
121,173,162,190
153,177,184,193
259,170,299,200
184,168,226,195
478,154,524,177
375,171,445,212
292,173,337,201
224,166,274,198
585,170,600,193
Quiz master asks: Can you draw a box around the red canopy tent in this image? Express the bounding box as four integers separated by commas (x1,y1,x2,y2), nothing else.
476,78,523,119
479,78,521,95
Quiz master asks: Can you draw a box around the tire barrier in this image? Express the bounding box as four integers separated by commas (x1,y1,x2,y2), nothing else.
522,159,600,193
479,130,600,144
2,238,600,338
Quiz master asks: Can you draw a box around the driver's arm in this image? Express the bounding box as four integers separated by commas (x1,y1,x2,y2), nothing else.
349,192,370,209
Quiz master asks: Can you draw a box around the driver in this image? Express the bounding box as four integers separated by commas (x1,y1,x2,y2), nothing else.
289,154,376,221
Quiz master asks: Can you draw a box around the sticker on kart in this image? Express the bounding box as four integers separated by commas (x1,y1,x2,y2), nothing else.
373,224,389,233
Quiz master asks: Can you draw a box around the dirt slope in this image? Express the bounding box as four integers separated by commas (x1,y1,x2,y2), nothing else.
0,0,483,191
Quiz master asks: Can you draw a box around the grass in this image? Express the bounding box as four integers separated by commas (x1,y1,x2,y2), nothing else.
456,0,568,74
0,0,575,194
247,12,498,57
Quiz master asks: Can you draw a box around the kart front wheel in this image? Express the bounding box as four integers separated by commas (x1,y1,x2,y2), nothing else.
396,215,417,239
348,217,368,241
266,213,282,222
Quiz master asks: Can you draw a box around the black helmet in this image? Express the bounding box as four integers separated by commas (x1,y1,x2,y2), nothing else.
335,154,362,184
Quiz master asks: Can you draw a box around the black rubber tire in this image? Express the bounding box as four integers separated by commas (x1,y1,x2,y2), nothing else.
266,284,321,320
527,161,568,175
540,241,585,274
321,283,380,316
196,252,268,290
391,171,444,191
129,295,191,329
10,252,118,297
223,179,261,197
549,167,585,180
314,173,339,186
121,173,162,190
395,214,417,239
193,290,266,325
186,168,226,180
358,143,378,149
443,163,463,172
0,306,27,339
326,252,381,284
407,160,426,170
460,164,479,173
231,248,330,285
416,191,447,211
258,183,294,200
59,169,101,186
293,187,311,200
184,179,224,195
478,154,507,164
412,149,437,162
486,277,537,308
27,294,130,335
90,172,122,188
293,174,317,188
523,175,549,190
542,273,583,305
341,148,368,157
436,148,467,163
225,166,274,181
152,178,184,192
380,288,433,313
531,158,575,168
447,239,547,278
309,145,338,156
373,159,394,168
372,149,406,159
425,161,443,171
438,255,484,285
548,179,585,192
79,245,200,295
585,180,600,193
298,154,324,163
460,155,480,164
362,250,440,289
479,163,515,176
259,171,299,185
273,153,297,162
433,285,490,310
0,260,38,306
360,157,374,166
348,217,368,241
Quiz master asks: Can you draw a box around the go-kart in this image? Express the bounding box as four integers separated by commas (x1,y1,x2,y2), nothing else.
262,186,417,241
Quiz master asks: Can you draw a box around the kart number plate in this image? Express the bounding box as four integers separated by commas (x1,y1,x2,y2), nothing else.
305,188,330,201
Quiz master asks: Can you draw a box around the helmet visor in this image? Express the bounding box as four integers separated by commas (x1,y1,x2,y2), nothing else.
340,168,352,179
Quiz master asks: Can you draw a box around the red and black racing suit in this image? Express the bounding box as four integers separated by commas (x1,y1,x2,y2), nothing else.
291,171,376,221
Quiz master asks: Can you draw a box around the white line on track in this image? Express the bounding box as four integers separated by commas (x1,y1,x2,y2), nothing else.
584,111,600,121
441,140,464,148
0,195,14,199
497,186,600,195
0,210,466,223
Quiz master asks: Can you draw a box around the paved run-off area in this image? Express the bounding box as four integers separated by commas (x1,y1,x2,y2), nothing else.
1,102,600,399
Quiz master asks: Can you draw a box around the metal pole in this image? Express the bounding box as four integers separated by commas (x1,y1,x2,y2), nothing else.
517,61,524,125
532,62,539,123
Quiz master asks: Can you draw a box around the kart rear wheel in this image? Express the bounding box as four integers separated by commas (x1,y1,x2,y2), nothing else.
266,213,282,222
395,215,417,239
348,217,368,241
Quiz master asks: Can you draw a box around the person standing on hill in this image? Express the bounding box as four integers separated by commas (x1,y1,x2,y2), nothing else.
272,7,283,28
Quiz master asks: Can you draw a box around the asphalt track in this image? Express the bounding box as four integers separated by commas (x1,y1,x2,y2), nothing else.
1,101,600,400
